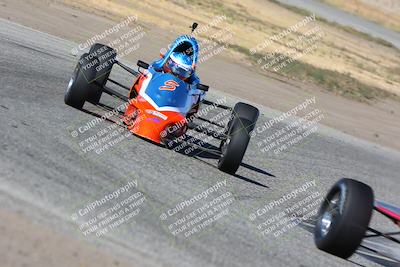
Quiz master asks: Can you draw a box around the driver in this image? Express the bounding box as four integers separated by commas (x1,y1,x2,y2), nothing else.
150,35,205,117
162,52,196,83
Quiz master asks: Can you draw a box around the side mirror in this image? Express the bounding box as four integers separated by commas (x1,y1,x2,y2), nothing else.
197,83,209,92
137,60,149,69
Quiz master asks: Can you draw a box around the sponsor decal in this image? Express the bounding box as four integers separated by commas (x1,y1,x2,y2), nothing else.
146,117,161,123
159,80,179,91
145,109,168,120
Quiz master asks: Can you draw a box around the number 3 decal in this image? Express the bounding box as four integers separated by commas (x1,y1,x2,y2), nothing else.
159,80,179,91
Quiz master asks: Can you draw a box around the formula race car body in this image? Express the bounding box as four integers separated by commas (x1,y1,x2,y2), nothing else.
123,68,191,143
64,27,259,174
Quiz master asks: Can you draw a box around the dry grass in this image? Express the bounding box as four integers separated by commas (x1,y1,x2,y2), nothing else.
61,0,400,101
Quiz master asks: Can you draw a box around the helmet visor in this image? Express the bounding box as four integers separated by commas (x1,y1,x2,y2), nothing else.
167,58,192,79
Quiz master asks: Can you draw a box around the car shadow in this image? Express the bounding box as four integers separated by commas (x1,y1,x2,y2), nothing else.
120,130,275,189
77,105,274,189
80,107,121,125
232,172,269,188
240,162,275,177
188,122,226,141
165,133,221,159
193,157,269,188
166,134,273,188
96,102,125,115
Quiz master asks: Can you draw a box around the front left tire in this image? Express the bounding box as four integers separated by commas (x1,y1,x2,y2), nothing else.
87,43,116,104
64,53,99,109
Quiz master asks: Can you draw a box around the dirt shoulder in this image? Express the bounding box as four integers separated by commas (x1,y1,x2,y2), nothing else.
0,0,399,152
0,208,136,267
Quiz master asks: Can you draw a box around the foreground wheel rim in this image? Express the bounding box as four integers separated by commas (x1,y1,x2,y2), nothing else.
319,192,340,236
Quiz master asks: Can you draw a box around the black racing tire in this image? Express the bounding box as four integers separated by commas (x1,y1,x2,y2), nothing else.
233,102,259,124
87,43,117,104
227,102,259,133
218,118,252,174
314,178,374,259
64,53,99,109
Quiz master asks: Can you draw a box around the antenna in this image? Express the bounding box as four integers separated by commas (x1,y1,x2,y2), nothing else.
191,22,198,33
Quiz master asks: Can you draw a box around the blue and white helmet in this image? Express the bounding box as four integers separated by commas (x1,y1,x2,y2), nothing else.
165,52,194,79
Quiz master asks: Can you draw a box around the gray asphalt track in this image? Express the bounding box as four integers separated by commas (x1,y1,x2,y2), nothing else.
276,0,400,48
0,18,400,267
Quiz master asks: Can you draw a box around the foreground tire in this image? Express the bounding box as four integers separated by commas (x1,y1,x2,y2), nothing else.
218,118,252,174
64,53,99,109
314,178,374,259
87,43,117,104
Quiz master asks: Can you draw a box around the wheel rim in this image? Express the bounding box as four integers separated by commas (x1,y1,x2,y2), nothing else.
67,77,74,90
221,138,230,156
218,137,230,166
67,63,80,93
319,192,341,236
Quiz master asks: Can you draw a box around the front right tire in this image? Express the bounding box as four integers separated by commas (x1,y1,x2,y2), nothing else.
218,118,252,174
226,102,259,133
218,102,259,174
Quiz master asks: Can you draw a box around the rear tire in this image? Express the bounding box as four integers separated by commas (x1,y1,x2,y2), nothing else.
64,53,99,109
218,118,252,174
314,178,374,259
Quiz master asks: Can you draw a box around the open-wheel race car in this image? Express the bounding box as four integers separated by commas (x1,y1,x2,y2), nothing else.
314,178,400,263
64,28,259,175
